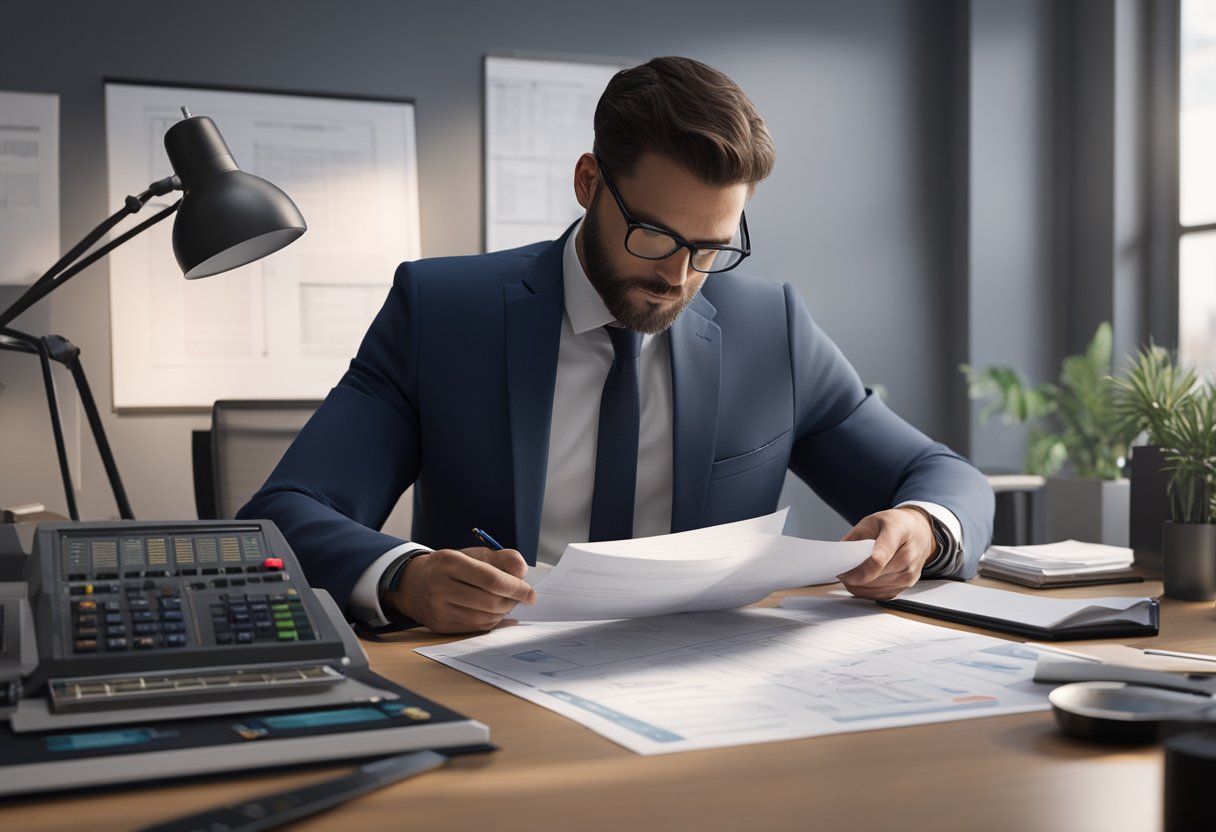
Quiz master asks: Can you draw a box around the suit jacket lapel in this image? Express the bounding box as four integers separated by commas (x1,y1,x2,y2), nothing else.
504,232,567,563
669,291,721,532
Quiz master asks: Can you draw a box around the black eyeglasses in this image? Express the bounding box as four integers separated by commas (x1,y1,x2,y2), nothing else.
595,157,751,274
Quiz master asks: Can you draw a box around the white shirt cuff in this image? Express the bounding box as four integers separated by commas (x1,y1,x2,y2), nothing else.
348,541,432,627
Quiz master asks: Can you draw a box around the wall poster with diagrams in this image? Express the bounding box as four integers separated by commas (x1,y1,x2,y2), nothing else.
483,54,631,253
105,81,420,409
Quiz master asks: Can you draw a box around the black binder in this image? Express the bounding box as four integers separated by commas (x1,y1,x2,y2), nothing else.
877,582,1160,641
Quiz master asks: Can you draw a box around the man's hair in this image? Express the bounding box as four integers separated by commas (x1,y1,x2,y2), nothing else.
593,56,775,187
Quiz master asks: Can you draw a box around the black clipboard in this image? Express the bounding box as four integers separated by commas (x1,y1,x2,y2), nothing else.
877,595,1160,641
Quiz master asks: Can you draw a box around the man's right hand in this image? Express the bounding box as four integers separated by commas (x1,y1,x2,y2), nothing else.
386,547,536,634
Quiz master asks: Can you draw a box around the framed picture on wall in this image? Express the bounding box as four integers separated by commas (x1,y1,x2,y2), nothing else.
104,80,420,409
483,53,632,253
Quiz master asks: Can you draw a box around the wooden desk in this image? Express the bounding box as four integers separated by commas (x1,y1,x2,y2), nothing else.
2,579,1213,832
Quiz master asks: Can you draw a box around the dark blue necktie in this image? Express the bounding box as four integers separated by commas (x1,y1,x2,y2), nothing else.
588,325,643,542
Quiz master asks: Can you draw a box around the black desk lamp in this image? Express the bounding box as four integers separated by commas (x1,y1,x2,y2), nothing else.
0,107,306,521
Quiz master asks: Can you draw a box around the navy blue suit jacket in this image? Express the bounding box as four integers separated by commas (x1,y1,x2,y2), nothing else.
239,229,994,609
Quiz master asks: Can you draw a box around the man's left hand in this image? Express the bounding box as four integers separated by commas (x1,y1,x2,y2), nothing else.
836,506,937,600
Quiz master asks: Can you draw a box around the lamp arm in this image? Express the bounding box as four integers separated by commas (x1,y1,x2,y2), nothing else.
10,199,181,327
0,176,180,329
0,327,81,521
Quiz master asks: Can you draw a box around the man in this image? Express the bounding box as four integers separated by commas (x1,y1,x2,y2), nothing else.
239,57,993,635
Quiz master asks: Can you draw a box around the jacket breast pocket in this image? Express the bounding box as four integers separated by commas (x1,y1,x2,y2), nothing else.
708,429,792,482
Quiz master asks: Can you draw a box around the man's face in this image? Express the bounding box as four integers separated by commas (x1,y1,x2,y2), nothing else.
575,152,749,335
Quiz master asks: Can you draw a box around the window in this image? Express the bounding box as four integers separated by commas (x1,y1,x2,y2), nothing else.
1178,0,1216,373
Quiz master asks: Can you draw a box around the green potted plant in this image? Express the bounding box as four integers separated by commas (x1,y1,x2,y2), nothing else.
1149,382,1216,600
1111,344,1198,572
962,322,1139,545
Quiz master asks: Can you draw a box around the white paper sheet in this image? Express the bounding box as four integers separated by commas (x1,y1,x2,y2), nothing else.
0,91,58,286
104,83,420,408
511,509,872,621
982,540,1134,575
418,600,1054,755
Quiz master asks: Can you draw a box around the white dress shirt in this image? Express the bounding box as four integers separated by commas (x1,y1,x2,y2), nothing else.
349,222,961,626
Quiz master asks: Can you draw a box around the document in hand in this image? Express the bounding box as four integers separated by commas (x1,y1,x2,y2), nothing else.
510,508,873,622
877,581,1159,640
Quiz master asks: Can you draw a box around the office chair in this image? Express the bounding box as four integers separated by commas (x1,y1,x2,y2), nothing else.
193,400,321,519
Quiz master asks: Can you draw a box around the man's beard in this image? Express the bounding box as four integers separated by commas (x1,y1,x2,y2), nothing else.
581,200,697,335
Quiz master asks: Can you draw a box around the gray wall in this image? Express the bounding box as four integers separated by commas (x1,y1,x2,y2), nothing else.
0,1,1161,539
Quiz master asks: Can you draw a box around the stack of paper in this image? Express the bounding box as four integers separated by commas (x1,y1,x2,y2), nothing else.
979,540,1138,588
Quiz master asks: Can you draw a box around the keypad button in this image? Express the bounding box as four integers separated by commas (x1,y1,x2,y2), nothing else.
134,636,157,649
75,626,99,638
131,610,156,623
133,623,160,635
215,632,233,644
106,637,128,650
108,625,127,637
163,634,187,647
160,610,184,622
235,631,253,644
73,638,99,652
162,621,186,633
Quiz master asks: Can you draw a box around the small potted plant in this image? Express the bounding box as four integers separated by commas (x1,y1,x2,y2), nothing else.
1111,344,1198,572
962,322,1139,545
1152,383,1216,600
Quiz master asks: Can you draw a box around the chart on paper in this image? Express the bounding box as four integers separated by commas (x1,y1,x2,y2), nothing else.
419,598,1053,755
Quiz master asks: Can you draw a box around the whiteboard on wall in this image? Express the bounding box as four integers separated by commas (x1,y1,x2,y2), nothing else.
105,82,420,409
484,54,631,253
0,90,59,285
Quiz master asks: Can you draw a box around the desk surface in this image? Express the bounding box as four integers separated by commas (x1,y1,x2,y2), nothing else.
2,578,1212,832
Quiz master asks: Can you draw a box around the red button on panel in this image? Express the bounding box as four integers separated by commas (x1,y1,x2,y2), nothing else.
262,558,284,571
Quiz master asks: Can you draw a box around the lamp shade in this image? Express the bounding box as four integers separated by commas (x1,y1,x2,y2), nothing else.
163,115,306,279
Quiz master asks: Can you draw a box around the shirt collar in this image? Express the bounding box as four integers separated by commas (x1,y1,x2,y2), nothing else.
562,218,621,335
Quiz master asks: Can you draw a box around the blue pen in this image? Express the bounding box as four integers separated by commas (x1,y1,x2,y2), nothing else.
471,527,504,551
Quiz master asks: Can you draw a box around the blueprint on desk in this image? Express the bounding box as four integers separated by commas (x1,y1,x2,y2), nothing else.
417,596,1054,755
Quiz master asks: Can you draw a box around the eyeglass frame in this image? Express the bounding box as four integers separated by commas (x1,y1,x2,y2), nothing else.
593,156,751,274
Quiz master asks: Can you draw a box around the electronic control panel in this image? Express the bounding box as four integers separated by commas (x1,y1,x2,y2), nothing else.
24,521,345,696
